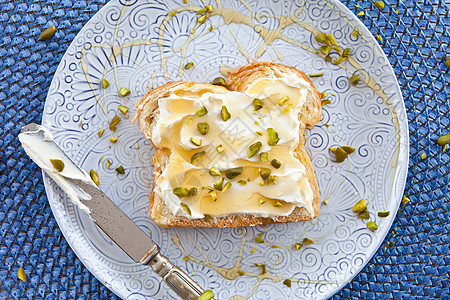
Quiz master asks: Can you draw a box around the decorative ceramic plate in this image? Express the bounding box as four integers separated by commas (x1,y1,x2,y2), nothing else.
41,0,409,299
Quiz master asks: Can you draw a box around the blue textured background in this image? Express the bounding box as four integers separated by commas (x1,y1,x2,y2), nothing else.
1,0,449,299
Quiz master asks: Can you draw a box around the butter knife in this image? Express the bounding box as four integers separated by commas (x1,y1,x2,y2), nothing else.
20,123,212,300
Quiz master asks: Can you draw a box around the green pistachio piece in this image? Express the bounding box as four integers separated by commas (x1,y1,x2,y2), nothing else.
204,214,212,222
214,177,224,191
221,106,231,121
271,245,279,248
17,267,26,282
225,167,243,179
198,290,214,300
196,7,207,14
309,72,324,77
40,26,56,40
266,175,277,185
238,180,247,185
98,127,105,137
358,211,370,219
209,166,221,176
303,238,315,244
322,99,332,106
274,201,283,207
278,96,289,106
258,198,266,206
255,235,264,243
238,270,245,276
342,48,351,58
378,211,390,217
437,133,450,145
197,122,209,135
256,131,264,136
184,62,194,69
342,146,355,154
402,195,410,205
253,98,264,111
271,159,281,169
211,77,226,86
196,106,208,117
259,168,271,180
109,115,121,131
50,158,64,172
173,187,189,197
374,1,385,9
282,104,292,114
118,105,129,115
333,57,345,65
186,117,193,125
367,221,378,231
203,186,214,191
248,141,262,158
216,144,225,153
325,55,332,62
209,190,218,201
222,181,231,192
315,32,326,43
190,28,195,34
334,147,348,162
349,74,360,85
118,87,131,97
190,137,202,146
326,33,338,46
205,4,213,12
351,29,359,38
353,199,367,213
319,45,331,56
110,137,118,143
295,243,302,250
267,128,280,146
446,57,450,68
323,200,329,205
115,165,125,174
191,151,206,164
320,92,328,99
260,152,269,161
106,160,111,169
101,78,110,89
180,203,191,216
90,169,100,186
283,279,292,287
169,10,177,17
198,14,207,24
189,187,197,196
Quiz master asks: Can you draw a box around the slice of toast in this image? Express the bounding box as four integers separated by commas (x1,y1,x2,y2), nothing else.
132,62,322,228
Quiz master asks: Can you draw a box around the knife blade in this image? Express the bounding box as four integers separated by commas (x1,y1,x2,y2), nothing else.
20,123,213,300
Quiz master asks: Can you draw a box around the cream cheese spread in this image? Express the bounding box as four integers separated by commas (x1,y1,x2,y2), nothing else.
152,74,314,219
19,125,94,214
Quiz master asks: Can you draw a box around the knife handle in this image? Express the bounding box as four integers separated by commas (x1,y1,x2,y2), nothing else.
148,252,214,300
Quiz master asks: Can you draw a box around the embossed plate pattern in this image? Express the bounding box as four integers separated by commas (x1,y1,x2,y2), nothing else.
41,0,408,299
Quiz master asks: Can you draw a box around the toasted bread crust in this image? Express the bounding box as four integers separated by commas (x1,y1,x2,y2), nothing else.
133,62,322,228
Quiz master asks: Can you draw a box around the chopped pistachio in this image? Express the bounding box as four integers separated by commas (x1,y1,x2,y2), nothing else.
202,186,214,191
374,1,385,9
238,180,247,185
118,105,129,115
40,25,56,41
283,279,292,287
205,4,214,12
189,187,197,196
169,10,177,17
256,131,264,136
238,270,245,276
266,175,277,185
110,137,118,143
101,78,110,89
222,181,232,192
351,29,359,37
376,35,383,43
274,201,283,207
309,72,324,77
358,211,370,219
420,152,427,159
259,168,271,180
402,195,410,205
261,264,267,274
191,151,206,164
253,98,264,111
315,32,326,43
109,115,121,131
319,45,331,56
115,165,125,174
353,199,367,213
367,221,378,231
198,14,207,24
225,167,243,179
190,28,195,34
184,62,194,69
216,144,225,153
190,137,202,146
50,159,64,172
209,26,213,31
357,11,365,17
90,169,100,185
323,200,329,205
282,104,292,114
295,243,302,250
196,106,208,117
98,127,105,137
173,187,189,197
322,99,332,106
197,122,209,135
255,236,264,243
17,268,26,282
198,290,214,300
271,245,279,248
258,198,266,206
196,7,207,14
260,152,269,162
303,237,315,244
267,128,280,146
349,74,360,85
118,87,131,97
180,203,191,216
209,166,221,176
106,160,111,169
437,133,450,145
183,256,189,261
342,48,351,58
209,190,218,201
258,180,265,186
250,247,256,253
334,147,349,162
255,262,264,267
187,117,193,125
278,96,289,106
378,211,390,217
446,57,450,67
325,55,332,62
326,33,338,46
271,159,281,169
255,120,261,125
204,214,212,222
211,77,226,86
248,141,262,158
221,105,231,121
214,177,224,191
342,146,355,154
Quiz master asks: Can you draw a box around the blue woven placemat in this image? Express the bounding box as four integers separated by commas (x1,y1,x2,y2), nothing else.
1,0,449,299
